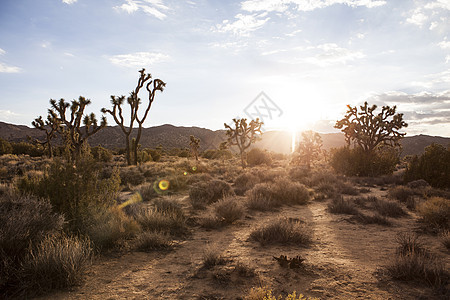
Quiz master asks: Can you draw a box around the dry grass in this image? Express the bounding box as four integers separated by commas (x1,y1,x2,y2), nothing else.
250,218,312,246
388,186,414,203
213,197,245,224
20,234,92,295
416,197,450,230
327,196,359,215
352,213,392,226
440,231,450,250
373,199,407,218
245,286,318,300
189,179,234,209
134,207,188,237
134,231,173,251
202,246,228,269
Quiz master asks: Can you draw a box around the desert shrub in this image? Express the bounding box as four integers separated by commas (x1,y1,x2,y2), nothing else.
20,234,92,295
11,142,43,157
138,183,159,202
90,146,113,162
233,172,260,196
213,197,245,224
327,196,359,215
202,149,233,160
144,148,161,162
388,186,414,203
404,143,450,188
374,199,407,218
0,138,13,155
416,197,450,230
85,207,140,250
338,181,360,195
440,231,450,250
234,261,256,277
189,179,234,209
202,246,227,268
386,232,448,288
120,166,146,186
17,157,121,236
186,173,213,185
247,148,272,166
245,286,318,300
135,207,187,236
134,231,172,251
352,213,392,226
314,181,337,198
247,178,310,211
330,146,399,177
288,167,310,184
199,215,223,229
250,218,312,246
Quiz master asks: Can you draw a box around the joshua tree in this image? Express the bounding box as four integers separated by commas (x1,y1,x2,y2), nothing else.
31,114,60,158
293,130,322,170
189,135,200,161
49,97,106,161
224,118,263,168
335,101,407,153
102,68,165,165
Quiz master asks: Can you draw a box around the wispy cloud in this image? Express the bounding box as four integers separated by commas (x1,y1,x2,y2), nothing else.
108,51,170,67
114,0,169,20
0,110,21,120
371,90,450,104
0,49,21,73
215,13,270,36
62,0,77,4
241,0,386,13
406,1,450,31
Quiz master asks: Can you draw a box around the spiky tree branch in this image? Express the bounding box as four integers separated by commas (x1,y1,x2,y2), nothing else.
189,135,200,161
32,114,60,158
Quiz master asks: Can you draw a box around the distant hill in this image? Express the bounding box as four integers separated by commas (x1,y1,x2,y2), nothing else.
0,121,448,156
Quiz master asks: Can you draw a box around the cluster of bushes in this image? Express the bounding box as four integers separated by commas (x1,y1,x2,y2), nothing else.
404,143,450,188
0,190,92,297
330,146,399,177
202,148,233,160
0,138,44,157
189,179,234,209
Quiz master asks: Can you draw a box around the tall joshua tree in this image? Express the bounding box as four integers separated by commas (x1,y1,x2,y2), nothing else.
102,68,166,165
224,118,263,168
31,114,60,158
50,97,106,160
335,101,407,153
189,135,200,161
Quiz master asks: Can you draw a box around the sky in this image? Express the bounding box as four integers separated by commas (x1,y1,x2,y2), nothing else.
0,0,449,137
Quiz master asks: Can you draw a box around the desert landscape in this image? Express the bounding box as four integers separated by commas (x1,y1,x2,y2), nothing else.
1,0,450,299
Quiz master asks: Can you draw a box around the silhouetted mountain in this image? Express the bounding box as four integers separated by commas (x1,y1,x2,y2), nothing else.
0,121,448,156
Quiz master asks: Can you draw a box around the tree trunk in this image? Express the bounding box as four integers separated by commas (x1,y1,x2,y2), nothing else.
125,134,131,165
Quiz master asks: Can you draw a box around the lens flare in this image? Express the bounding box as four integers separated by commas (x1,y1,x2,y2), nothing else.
183,171,188,176
158,179,170,191
118,192,143,209
192,166,197,171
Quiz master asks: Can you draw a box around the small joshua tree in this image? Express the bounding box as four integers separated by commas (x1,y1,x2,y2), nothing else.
189,135,200,161
293,130,322,170
49,97,106,161
224,118,263,168
102,68,165,165
31,114,60,158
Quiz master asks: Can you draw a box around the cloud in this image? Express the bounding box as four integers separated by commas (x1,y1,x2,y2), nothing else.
0,49,21,73
0,110,21,120
406,1,450,30
215,13,270,36
438,39,450,49
412,69,450,88
62,0,77,4
108,52,170,67
241,0,386,13
368,90,450,127
304,43,365,66
370,90,450,104
406,9,428,27
114,0,169,20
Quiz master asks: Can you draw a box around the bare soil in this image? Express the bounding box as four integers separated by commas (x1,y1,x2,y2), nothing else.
39,188,449,300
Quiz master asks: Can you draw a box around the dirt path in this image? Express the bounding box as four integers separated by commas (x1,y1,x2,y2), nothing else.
40,190,446,299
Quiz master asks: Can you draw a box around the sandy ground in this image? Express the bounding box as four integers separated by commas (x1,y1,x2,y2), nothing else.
39,188,449,300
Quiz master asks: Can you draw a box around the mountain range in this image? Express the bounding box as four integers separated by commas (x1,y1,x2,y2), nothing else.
0,121,448,156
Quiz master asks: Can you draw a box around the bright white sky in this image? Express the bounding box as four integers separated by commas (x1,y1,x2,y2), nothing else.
0,0,449,136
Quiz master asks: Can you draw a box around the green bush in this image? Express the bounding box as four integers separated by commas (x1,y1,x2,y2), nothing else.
17,157,121,235
330,146,399,177
11,142,44,157
91,146,113,162
246,148,272,166
0,138,12,155
404,143,450,188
